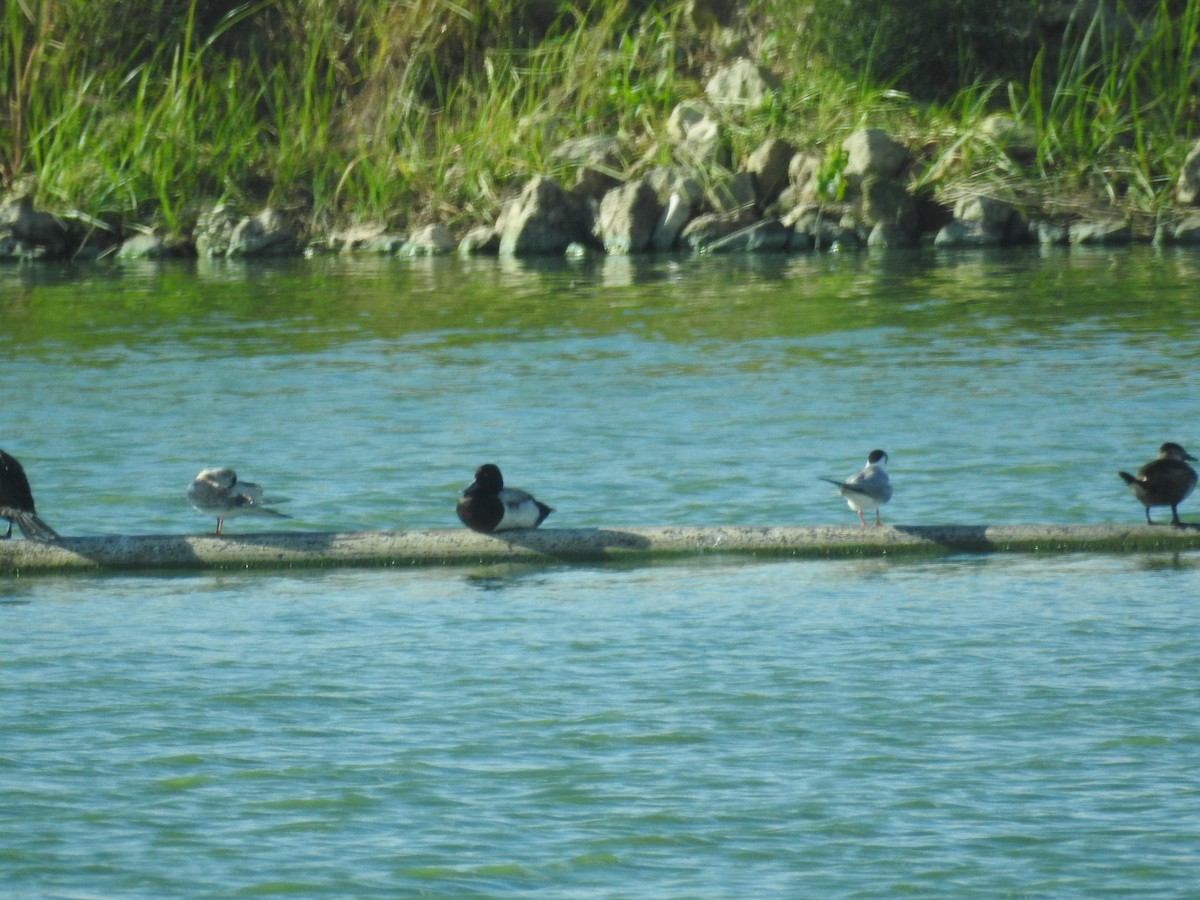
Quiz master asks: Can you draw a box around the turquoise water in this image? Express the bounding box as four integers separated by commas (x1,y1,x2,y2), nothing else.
3,247,1200,895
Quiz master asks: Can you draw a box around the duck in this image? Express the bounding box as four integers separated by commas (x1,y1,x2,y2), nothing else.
1118,442,1197,526
0,448,60,541
820,449,892,527
187,467,290,535
456,464,553,533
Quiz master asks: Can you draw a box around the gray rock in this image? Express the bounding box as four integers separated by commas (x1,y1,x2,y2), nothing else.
978,114,1038,161
1069,219,1132,245
679,209,758,251
398,224,456,257
867,222,917,248
552,135,627,201
934,220,1004,248
704,59,782,108
1156,215,1200,244
861,176,916,231
459,226,501,255
330,225,406,254
0,231,42,260
595,180,661,254
951,194,1029,244
666,100,730,167
0,195,73,256
116,232,191,260
1176,140,1200,205
227,207,299,257
783,208,862,250
651,191,694,252
193,203,241,257
1029,219,1069,245
498,176,593,256
643,166,705,208
745,138,794,208
704,218,791,253
709,170,757,213
843,128,910,180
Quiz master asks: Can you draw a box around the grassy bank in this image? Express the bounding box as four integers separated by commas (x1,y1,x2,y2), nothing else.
2,0,1198,237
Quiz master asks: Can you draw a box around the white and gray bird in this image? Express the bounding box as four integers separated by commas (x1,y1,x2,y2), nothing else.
821,449,892,527
187,467,290,535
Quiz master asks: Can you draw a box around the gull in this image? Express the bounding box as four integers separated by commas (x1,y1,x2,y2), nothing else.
456,464,553,533
821,449,892,527
0,448,60,541
1118,442,1197,526
187,467,289,535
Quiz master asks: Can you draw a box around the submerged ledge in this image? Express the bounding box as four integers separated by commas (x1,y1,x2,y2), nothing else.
2,524,1200,574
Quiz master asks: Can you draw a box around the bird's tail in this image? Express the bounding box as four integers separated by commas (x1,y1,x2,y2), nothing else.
1117,471,1137,486
2,508,60,541
818,477,845,488
249,507,290,519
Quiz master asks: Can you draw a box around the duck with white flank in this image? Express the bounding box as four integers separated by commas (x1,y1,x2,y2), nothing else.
187,468,290,535
821,449,893,527
457,464,553,533
0,449,60,541
1118,442,1197,526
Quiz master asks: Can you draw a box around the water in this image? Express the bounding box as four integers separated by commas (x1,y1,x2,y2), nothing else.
3,247,1200,896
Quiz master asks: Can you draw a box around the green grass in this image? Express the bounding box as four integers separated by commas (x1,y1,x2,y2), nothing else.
1,0,1198,238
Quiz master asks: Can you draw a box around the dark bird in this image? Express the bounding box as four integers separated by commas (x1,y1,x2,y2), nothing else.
456,464,553,533
1118,442,1197,526
0,449,60,541
187,467,290,535
820,449,893,527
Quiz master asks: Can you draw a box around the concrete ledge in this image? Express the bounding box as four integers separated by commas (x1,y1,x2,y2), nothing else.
2,524,1200,574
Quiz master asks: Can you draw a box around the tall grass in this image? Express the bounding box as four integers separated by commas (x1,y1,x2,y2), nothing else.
1,0,1198,233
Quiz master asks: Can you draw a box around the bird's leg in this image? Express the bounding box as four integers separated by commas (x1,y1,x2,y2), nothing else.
1171,505,1183,527
215,518,224,536
875,509,882,526
1146,508,1154,525
857,509,866,527
2,519,11,539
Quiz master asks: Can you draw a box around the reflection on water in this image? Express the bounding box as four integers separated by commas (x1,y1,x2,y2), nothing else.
3,246,1200,535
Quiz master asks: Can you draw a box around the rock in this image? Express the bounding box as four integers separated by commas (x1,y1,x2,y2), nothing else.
745,137,794,208
193,203,241,257
1176,140,1200,205
708,170,757,213
978,114,1038,161
551,135,627,201
782,208,862,250
227,207,299,257
651,191,694,252
1069,219,1132,245
1029,219,1069,245
679,209,758,251
115,232,192,260
0,231,42,260
842,128,910,180
867,222,917,248
595,179,661,254
934,220,1004,248
666,100,730,167
459,226,501,255
1155,215,1200,245
860,176,917,232
704,59,782,108
0,195,73,257
498,176,593,256
330,224,406,254
643,166,705,208
704,218,792,253
398,223,456,257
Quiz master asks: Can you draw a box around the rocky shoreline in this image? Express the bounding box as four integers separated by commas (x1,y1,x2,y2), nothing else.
6,59,1200,264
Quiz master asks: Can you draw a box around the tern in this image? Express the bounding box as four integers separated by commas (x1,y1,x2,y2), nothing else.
821,449,892,527
187,467,290,535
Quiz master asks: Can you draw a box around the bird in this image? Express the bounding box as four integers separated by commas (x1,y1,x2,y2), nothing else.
821,449,893,527
187,467,290,535
0,448,60,541
1118,442,1197,526
456,463,553,533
